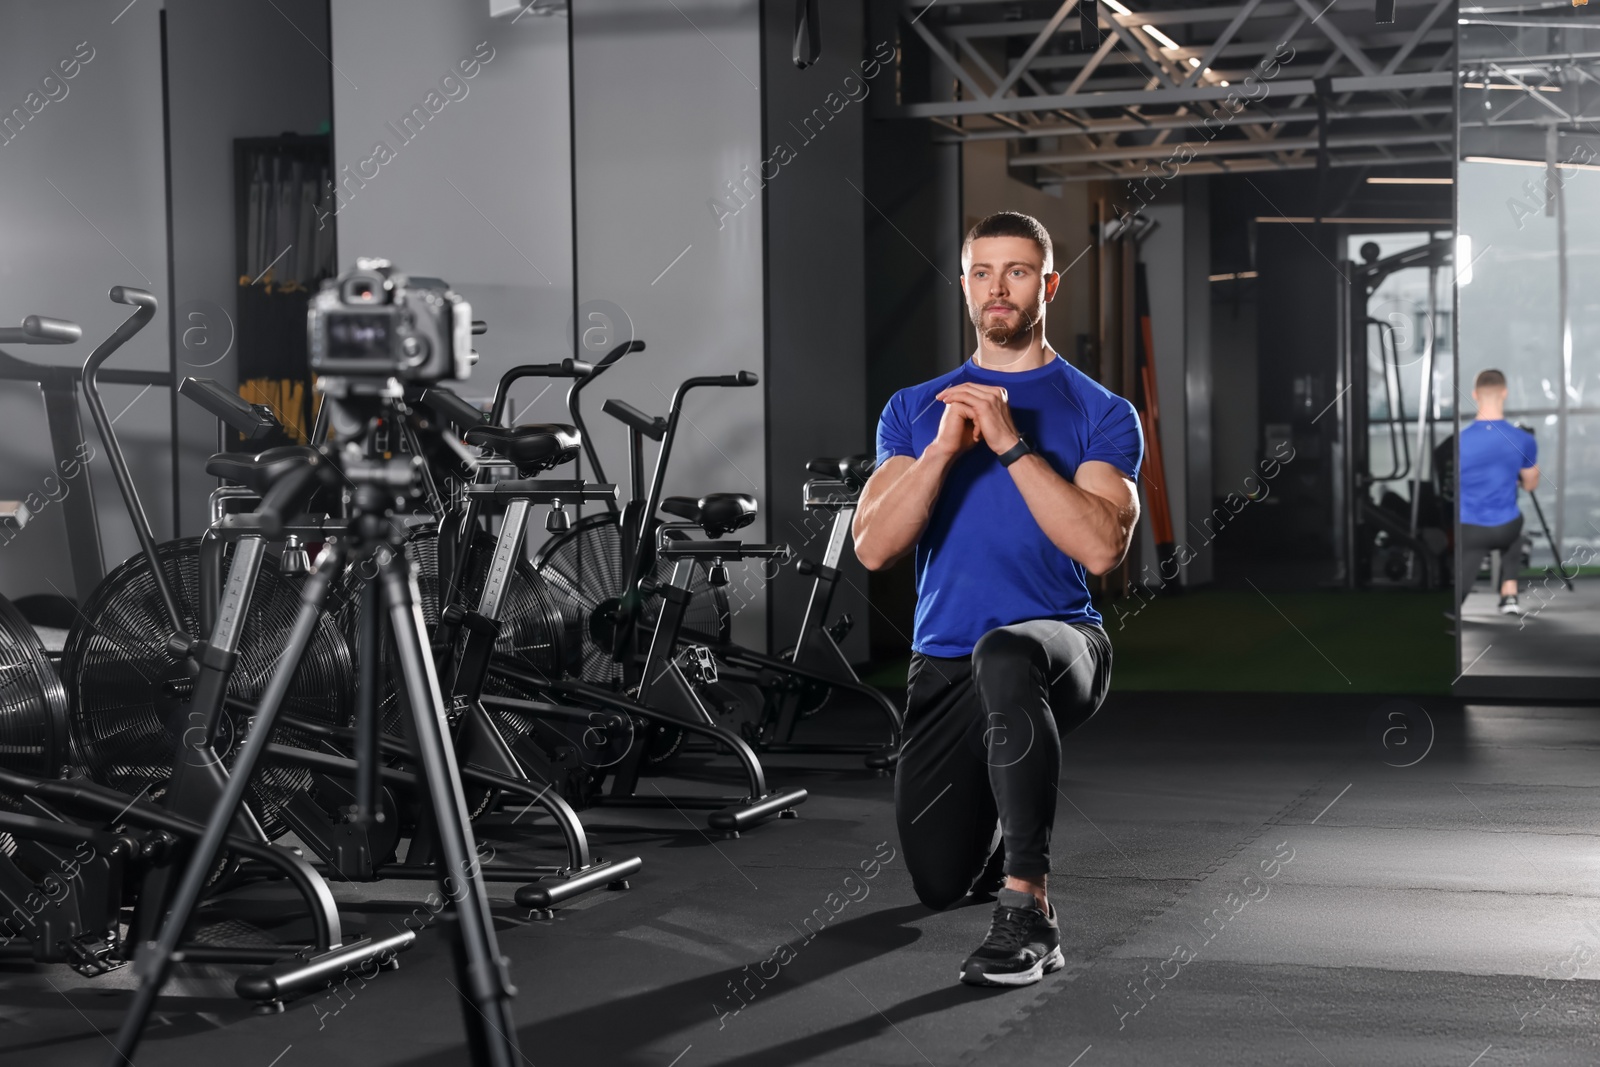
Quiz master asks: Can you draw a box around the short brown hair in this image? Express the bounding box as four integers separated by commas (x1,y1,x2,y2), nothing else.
1474,369,1507,390
962,212,1053,273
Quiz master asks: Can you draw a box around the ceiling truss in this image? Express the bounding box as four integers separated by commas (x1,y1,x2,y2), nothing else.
886,0,1458,183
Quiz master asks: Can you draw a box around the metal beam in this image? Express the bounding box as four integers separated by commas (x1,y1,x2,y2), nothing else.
1381,0,1455,75
1062,28,1121,93
1290,0,1382,77
1014,129,1450,165
879,70,1454,118
1026,28,1453,72
944,0,1446,36
1179,0,1268,88
904,16,988,100
1102,14,1180,89
992,0,1081,98
1036,148,1451,182
933,101,1454,141
1489,61,1573,120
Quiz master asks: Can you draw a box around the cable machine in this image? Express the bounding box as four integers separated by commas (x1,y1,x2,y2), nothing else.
1335,237,1453,589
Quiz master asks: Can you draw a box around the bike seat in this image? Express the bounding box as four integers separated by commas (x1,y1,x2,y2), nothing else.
807,454,875,490
839,453,874,490
660,493,758,538
465,423,581,474
206,445,320,494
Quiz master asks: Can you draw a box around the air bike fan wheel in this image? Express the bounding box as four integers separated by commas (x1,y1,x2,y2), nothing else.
0,593,68,778
533,511,734,765
335,522,572,819
63,538,354,842
354,524,581,796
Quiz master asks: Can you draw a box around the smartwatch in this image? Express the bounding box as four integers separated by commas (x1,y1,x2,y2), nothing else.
998,436,1034,468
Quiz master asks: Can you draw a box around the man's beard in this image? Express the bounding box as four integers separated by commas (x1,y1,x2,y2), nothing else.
971,300,1041,346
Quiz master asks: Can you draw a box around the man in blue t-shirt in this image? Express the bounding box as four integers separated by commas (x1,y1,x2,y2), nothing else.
1456,368,1539,614
853,212,1143,988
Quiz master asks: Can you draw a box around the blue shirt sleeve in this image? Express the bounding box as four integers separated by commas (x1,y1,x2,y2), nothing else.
1081,397,1144,481
875,391,915,466
1517,428,1538,468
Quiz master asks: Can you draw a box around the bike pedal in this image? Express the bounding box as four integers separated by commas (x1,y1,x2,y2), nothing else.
682,645,719,686
64,934,125,977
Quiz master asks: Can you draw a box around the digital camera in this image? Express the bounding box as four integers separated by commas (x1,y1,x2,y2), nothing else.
307,258,475,383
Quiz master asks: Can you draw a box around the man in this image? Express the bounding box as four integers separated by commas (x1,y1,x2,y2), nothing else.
1456,368,1539,614
852,211,1143,987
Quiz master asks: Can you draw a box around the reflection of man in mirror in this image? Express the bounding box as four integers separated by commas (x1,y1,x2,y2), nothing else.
1457,369,1539,615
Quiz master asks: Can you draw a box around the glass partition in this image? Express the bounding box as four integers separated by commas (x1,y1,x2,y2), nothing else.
1456,3,1600,694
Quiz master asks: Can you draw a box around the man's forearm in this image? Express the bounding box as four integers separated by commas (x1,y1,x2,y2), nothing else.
1006,454,1129,574
853,449,957,570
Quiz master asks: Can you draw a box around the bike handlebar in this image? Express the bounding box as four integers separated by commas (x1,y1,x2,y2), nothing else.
109,285,157,309
81,287,183,635
410,384,489,431
488,340,643,427
602,398,668,442
180,378,281,442
0,315,82,345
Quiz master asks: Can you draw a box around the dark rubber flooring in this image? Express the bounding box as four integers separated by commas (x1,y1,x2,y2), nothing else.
4,691,1598,1066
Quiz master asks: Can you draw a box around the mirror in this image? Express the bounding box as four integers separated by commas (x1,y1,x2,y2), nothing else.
1456,3,1600,696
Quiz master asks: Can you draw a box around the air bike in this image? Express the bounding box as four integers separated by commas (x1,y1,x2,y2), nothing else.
0,287,411,1016
399,350,810,835
175,298,643,913
496,342,899,775
106,261,536,1067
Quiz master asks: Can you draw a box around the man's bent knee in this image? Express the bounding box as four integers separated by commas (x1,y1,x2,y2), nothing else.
972,627,1047,676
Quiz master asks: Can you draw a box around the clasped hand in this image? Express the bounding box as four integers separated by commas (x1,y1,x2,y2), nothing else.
931,382,1021,458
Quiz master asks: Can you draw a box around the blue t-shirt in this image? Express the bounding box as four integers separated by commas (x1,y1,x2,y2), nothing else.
874,356,1144,656
1458,419,1536,527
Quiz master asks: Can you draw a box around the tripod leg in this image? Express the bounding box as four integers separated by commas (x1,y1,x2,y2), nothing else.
1529,490,1575,590
104,541,348,1067
379,550,523,1067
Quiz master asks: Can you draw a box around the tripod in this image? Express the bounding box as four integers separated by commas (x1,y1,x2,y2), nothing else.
1527,488,1577,591
107,386,523,1067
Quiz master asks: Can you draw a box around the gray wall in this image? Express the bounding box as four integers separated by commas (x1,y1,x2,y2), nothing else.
329,0,575,420
760,0,871,659
571,0,769,649
0,1,171,601
165,0,332,535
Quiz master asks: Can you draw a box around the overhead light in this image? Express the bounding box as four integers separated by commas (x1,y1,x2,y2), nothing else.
1367,176,1454,184
1254,216,1453,223
1189,57,1201,67
1144,25,1183,50
1462,82,1561,92
1102,0,1132,13
1457,234,1473,287
1209,271,1260,282
1464,154,1600,172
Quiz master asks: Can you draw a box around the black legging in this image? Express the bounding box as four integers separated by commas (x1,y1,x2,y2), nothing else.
894,619,1112,911
1458,515,1524,605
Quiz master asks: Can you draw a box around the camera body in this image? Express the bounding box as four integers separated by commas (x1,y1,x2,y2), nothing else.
308,259,475,384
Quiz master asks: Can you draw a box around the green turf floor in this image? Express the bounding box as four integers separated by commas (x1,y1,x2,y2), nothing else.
862,589,1456,695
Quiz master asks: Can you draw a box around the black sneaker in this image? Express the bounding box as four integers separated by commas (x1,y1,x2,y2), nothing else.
1499,595,1523,616
959,888,1064,987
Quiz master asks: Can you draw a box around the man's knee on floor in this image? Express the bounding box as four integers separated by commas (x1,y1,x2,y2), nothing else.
911,871,972,912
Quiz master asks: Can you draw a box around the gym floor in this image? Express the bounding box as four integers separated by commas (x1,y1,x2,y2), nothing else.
6,687,1599,1066
1460,579,1600,699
